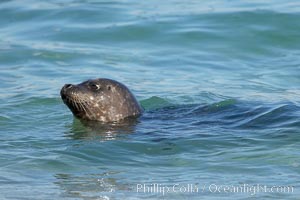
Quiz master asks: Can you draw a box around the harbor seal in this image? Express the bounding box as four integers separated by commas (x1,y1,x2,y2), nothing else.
60,78,143,122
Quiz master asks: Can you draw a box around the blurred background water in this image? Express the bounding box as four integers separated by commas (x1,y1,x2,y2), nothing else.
0,0,300,199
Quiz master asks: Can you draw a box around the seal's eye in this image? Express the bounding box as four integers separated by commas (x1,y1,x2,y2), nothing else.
107,86,111,90
90,83,101,90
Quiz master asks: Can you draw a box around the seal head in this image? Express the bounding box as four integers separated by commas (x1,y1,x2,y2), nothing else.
60,78,143,122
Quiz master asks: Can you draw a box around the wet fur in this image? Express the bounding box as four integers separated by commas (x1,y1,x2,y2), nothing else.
61,78,143,122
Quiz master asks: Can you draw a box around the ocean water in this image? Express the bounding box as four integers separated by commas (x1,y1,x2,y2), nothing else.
0,0,300,199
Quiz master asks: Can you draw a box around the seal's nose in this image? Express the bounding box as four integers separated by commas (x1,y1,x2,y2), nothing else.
61,84,73,100
64,84,73,89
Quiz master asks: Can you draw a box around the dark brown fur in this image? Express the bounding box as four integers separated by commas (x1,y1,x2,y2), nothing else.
60,78,143,122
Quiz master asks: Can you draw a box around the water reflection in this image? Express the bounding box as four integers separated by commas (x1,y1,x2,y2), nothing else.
65,117,140,141
54,172,131,199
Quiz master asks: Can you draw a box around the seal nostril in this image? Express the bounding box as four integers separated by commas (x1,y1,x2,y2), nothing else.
65,84,72,89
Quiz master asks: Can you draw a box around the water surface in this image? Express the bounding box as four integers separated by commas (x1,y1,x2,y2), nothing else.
0,0,300,199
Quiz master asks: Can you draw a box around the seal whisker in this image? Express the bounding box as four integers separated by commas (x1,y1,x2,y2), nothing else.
81,100,96,119
73,97,81,111
70,98,76,110
76,98,92,118
73,101,80,111
65,96,78,111
72,98,81,111
79,101,89,116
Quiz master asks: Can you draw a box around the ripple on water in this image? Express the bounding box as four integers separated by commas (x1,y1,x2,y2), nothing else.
0,0,300,199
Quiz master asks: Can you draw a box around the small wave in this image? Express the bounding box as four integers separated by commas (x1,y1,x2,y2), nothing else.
140,96,173,111
10,96,61,108
141,99,300,131
0,115,11,122
234,103,300,129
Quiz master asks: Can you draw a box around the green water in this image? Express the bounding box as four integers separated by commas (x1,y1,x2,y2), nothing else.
0,0,300,199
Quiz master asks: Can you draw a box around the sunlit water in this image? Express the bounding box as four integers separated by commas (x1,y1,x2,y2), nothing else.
0,0,300,199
